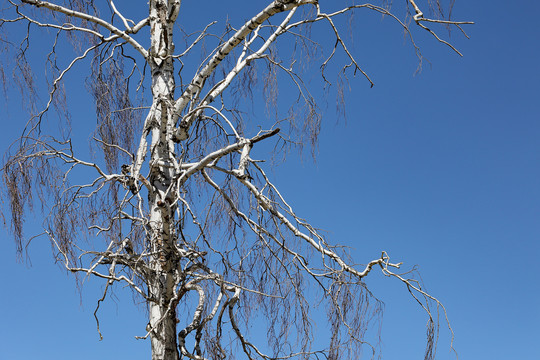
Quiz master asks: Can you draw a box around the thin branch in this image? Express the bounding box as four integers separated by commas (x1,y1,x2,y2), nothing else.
21,0,149,57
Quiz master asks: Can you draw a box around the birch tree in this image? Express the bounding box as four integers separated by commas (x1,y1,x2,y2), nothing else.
0,1,472,359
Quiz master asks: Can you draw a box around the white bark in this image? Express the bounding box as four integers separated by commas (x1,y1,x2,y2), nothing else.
146,1,181,358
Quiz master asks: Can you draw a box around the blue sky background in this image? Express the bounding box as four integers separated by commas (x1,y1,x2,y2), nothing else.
1,0,539,359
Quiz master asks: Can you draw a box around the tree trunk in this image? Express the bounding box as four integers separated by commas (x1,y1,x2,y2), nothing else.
148,1,180,359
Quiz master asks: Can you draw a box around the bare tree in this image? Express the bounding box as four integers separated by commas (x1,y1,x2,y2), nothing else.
0,1,472,359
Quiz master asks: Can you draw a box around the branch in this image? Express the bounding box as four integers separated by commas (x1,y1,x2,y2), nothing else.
177,129,280,185
21,0,149,57
408,0,474,56
172,0,317,137
109,0,135,30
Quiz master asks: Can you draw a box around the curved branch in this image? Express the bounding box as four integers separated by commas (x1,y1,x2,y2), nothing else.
21,0,149,57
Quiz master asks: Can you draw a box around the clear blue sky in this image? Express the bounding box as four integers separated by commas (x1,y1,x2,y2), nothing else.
1,1,539,359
